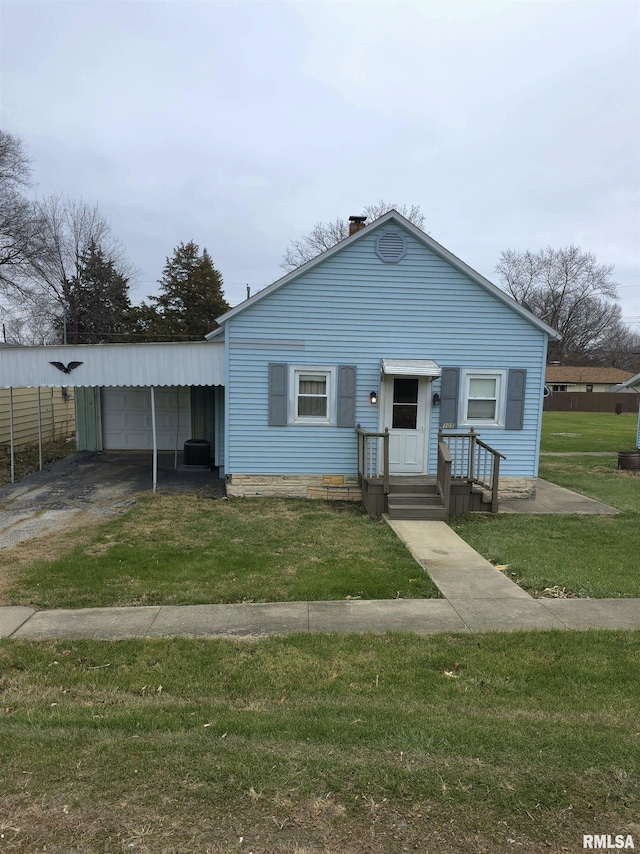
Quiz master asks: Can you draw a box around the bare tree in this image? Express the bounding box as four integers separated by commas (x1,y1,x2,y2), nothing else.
0,129,31,188
0,130,48,292
591,320,640,372
281,200,426,272
0,132,135,342
0,299,55,345
10,195,134,342
495,245,622,364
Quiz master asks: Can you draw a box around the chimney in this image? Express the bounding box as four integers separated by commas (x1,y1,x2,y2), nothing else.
348,215,367,236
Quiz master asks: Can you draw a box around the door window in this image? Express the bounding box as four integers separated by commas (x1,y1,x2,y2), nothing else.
392,378,419,429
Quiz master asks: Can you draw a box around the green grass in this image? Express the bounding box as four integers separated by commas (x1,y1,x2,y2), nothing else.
3,496,439,608
1,632,638,853
451,456,640,597
541,410,638,452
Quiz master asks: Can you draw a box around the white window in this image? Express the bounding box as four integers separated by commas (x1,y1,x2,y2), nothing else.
460,370,506,428
290,366,335,425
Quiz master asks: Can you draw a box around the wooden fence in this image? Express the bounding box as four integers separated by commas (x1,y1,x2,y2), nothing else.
543,392,639,413
0,387,76,451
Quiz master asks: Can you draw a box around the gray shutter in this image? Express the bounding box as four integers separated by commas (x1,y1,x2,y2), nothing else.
505,369,527,430
439,368,460,428
268,363,288,426
337,365,357,427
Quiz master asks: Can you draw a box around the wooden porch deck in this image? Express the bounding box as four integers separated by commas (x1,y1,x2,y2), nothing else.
356,426,504,520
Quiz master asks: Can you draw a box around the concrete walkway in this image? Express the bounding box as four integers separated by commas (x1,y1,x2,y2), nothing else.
500,478,619,515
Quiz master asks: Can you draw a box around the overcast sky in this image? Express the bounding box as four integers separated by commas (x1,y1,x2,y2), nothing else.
1,0,639,331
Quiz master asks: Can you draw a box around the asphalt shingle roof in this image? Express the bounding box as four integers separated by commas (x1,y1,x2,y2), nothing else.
545,366,635,384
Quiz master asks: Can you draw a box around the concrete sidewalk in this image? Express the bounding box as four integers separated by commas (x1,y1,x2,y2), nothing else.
2,595,639,640
2,517,638,639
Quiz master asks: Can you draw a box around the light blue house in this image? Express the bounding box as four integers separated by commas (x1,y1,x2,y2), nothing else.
211,211,560,515
1,211,561,516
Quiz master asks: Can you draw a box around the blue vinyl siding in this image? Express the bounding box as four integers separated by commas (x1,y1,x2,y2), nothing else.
225,223,549,478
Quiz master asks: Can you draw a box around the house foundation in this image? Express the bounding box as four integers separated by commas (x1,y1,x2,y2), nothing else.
225,473,535,502
496,477,537,499
225,474,362,501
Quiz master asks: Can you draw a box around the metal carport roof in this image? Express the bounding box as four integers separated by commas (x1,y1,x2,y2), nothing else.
0,340,225,389
0,340,225,491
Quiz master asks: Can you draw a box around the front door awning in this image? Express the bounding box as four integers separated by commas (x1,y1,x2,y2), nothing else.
381,359,441,378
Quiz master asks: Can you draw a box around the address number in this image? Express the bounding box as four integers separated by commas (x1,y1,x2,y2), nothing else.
442,423,455,429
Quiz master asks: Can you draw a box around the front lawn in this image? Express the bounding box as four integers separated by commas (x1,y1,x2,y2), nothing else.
451,456,640,597
541,410,638,452
2,496,439,608
1,632,638,853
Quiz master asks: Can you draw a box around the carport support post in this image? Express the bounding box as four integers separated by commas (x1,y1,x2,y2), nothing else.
37,387,43,471
9,387,15,484
150,386,157,494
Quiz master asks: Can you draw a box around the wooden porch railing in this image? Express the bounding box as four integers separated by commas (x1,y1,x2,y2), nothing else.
356,425,390,494
436,438,452,519
355,425,505,516
438,428,506,513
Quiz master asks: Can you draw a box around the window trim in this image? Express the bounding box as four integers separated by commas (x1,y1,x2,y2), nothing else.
459,369,507,428
289,365,336,425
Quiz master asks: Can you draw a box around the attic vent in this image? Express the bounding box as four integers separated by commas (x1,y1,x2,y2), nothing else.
375,231,407,263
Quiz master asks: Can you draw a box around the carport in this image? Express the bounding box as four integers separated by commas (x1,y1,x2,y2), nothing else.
0,340,225,491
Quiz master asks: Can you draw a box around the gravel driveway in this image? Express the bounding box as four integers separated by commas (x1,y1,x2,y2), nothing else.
0,451,224,549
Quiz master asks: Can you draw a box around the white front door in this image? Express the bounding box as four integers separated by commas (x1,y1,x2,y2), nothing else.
381,376,430,474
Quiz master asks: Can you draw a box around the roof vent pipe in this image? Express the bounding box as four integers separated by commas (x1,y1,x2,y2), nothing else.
348,215,367,236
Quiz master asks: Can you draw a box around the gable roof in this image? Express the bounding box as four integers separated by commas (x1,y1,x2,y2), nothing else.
546,366,635,385
209,210,561,340
621,371,640,390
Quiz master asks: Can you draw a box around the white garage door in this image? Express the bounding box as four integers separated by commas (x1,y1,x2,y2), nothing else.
102,387,192,450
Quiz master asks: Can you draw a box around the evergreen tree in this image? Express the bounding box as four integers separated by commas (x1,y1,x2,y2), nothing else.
144,241,229,340
58,240,132,343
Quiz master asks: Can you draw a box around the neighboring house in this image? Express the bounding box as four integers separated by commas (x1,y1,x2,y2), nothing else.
545,366,635,393
0,211,560,512
0,386,75,451
0,342,76,451
620,373,640,448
